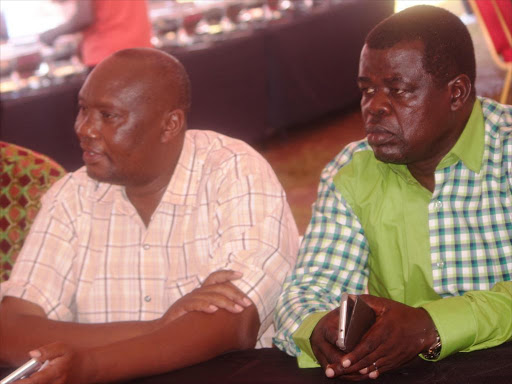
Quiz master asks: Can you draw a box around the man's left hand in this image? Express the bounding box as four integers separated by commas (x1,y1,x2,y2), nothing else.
338,295,438,380
16,342,88,384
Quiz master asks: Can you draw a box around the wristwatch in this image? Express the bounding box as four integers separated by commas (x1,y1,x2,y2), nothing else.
423,328,442,360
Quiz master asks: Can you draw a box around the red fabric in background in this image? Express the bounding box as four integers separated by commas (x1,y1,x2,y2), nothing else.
81,0,152,67
475,0,512,62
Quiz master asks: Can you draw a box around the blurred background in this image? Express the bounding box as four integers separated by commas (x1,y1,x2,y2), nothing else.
0,0,510,234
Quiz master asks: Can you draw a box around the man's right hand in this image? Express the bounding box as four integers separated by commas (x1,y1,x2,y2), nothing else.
310,308,349,379
161,270,253,324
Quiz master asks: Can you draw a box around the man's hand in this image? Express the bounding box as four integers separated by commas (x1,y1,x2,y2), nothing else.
311,295,437,380
161,270,253,324
16,342,88,384
310,308,348,378
338,295,437,380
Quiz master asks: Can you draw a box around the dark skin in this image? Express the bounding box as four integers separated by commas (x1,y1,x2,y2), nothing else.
74,54,185,225
311,40,475,380
0,50,260,383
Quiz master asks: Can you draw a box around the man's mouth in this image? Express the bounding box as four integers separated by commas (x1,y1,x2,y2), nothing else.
366,127,395,146
81,145,104,164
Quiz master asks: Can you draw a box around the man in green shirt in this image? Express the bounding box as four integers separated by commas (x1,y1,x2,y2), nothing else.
274,5,512,380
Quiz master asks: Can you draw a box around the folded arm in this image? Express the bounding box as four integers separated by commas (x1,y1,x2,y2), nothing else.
0,296,159,367
81,305,260,383
7,301,259,383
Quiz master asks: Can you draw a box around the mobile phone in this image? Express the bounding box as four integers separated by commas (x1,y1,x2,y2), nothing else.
336,293,376,352
1,358,42,384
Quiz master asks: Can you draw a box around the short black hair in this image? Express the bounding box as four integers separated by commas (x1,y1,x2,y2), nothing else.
365,5,476,90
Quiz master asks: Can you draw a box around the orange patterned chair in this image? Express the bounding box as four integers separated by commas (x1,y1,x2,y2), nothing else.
0,142,66,282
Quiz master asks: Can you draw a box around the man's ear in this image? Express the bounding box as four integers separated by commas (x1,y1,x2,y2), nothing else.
161,109,185,143
448,74,472,112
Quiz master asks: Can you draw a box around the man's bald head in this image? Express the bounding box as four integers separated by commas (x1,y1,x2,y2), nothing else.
91,47,191,114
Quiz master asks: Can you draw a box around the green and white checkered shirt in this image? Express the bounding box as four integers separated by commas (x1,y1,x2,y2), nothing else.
274,97,512,364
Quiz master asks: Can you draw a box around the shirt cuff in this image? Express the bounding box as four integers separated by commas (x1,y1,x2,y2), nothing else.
421,296,476,360
292,311,330,368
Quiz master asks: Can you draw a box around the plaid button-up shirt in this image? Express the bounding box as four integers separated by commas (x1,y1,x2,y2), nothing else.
2,130,299,346
274,97,512,363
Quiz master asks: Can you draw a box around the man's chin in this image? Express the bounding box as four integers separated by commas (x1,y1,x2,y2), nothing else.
372,148,406,164
85,166,112,183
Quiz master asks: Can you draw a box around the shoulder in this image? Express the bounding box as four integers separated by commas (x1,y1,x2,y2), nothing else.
41,167,116,210
480,97,512,161
320,139,374,185
185,130,277,178
480,97,512,137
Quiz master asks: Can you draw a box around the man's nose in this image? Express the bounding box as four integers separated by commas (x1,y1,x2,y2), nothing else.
75,111,99,139
365,90,391,118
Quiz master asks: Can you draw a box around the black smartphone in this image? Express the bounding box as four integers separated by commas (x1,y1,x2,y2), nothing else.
336,293,376,352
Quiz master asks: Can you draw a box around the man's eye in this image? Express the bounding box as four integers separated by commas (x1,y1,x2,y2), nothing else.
361,87,376,95
391,88,405,95
101,111,117,119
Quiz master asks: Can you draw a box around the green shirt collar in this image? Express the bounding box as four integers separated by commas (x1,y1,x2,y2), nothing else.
437,99,484,173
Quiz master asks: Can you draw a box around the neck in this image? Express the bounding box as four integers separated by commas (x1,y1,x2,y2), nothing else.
125,164,175,227
407,101,474,192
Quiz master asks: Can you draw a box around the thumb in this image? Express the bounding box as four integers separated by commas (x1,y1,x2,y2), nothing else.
29,342,69,363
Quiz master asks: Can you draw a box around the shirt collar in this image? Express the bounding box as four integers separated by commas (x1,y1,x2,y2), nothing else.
437,99,484,173
163,131,198,206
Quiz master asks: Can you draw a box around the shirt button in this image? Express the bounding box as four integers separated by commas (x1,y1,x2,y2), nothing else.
144,295,152,302
436,262,445,268
434,200,443,211
142,243,150,250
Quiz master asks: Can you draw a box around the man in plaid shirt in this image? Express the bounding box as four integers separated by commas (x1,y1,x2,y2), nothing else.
0,48,299,383
274,5,511,380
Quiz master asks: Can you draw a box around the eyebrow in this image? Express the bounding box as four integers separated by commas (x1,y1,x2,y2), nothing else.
384,76,407,84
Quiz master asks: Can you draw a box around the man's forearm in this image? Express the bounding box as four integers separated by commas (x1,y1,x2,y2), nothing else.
82,306,260,383
0,298,159,366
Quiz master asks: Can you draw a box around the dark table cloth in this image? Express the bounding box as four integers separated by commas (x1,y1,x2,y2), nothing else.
1,343,511,383
128,343,512,384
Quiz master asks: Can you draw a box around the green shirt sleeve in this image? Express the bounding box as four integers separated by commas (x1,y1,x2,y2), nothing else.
422,281,512,360
292,311,330,368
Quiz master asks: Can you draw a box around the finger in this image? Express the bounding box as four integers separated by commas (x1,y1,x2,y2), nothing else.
343,347,384,375
17,367,60,384
340,324,384,372
203,270,243,286
29,343,68,364
17,360,64,384
200,282,252,307
185,293,246,313
359,360,379,376
315,340,346,378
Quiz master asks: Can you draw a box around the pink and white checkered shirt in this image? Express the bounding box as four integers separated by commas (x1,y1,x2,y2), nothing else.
2,130,299,345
